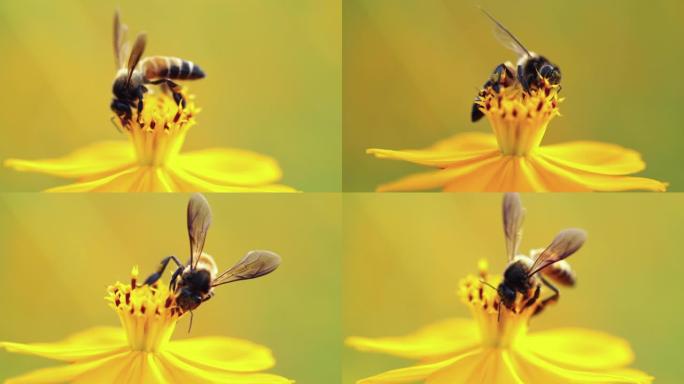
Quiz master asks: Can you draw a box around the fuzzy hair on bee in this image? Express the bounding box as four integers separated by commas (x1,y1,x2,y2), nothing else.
495,193,585,318
471,9,562,122
111,11,206,126
143,194,281,332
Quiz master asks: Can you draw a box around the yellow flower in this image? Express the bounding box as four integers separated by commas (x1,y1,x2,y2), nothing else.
367,83,667,192
4,91,295,192
347,264,652,384
346,193,653,384
1,267,293,384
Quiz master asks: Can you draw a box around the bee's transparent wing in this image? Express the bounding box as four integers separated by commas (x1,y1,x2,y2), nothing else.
113,10,128,68
503,193,525,261
480,8,531,58
212,250,281,287
187,193,212,270
126,32,147,84
528,229,586,277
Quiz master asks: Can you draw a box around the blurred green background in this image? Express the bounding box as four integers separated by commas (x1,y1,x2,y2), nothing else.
343,0,683,191
343,193,683,383
0,0,341,192
0,193,341,382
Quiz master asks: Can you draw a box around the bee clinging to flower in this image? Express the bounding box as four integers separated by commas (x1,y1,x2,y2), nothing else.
111,11,206,126
471,9,562,122
144,193,281,328
494,193,585,317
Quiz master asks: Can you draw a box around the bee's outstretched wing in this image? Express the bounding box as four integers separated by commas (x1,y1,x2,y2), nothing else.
187,193,212,271
503,193,525,261
480,8,531,58
212,250,281,287
528,228,586,277
126,32,147,84
113,10,129,68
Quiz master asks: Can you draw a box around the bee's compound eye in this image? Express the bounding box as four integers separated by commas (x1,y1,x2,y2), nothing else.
499,285,516,304
540,65,561,84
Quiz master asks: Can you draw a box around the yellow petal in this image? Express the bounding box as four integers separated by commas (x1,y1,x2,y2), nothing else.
167,336,275,372
169,167,296,192
367,147,499,168
525,156,592,191
530,155,667,192
44,166,146,192
159,352,293,384
175,148,283,186
368,133,499,167
428,349,522,384
521,327,635,370
1,327,127,362
346,318,479,360
537,141,645,175
63,326,127,346
145,354,174,384
4,141,134,179
514,349,653,384
4,351,130,384
430,132,499,151
508,157,549,192
377,155,502,192
476,156,544,192
357,348,482,384
72,352,137,384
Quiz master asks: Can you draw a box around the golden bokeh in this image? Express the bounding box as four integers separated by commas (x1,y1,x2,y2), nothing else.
343,193,683,383
0,193,341,382
0,0,341,191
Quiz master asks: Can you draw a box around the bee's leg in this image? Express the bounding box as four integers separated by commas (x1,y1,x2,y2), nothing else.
144,255,184,286
187,310,194,333
533,277,559,316
148,79,186,107
517,64,531,92
202,291,215,302
490,63,510,93
135,86,148,116
110,99,132,125
109,116,123,133
136,99,144,117
471,88,488,122
522,284,541,311
169,266,184,291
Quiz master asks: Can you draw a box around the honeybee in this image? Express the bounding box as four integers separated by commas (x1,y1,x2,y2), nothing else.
471,10,562,122
496,193,585,316
111,11,206,125
144,194,281,325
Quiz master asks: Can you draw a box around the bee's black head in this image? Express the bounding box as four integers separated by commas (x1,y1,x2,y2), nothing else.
177,288,202,311
112,76,136,100
497,282,517,309
540,64,561,86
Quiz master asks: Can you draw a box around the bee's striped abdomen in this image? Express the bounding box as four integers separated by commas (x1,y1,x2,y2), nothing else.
141,56,205,81
541,260,576,287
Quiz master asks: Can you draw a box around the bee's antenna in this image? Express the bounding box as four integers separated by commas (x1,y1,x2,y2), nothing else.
187,310,194,333
110,116,123,133
480,280,503,323
479,280,497,291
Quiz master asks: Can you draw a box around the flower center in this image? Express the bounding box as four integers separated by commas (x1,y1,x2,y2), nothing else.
475,82,561,156
458,261,541,348
106,266,184,352
113,91,199,167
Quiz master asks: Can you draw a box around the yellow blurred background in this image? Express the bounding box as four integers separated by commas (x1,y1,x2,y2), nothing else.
343,193,684,383
0,193,341,382
0,0,341,192
343,0,684,191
